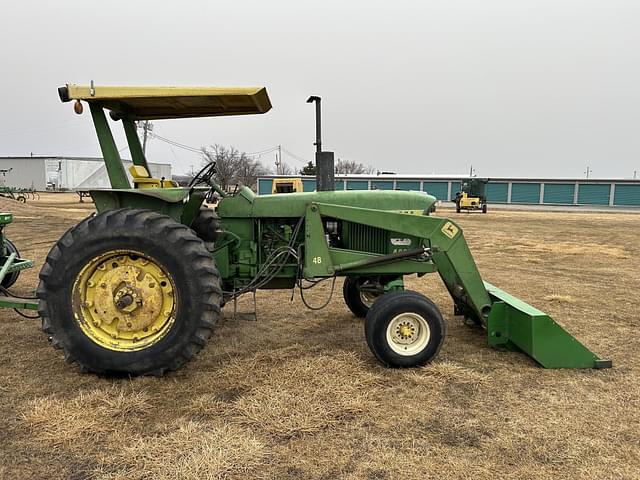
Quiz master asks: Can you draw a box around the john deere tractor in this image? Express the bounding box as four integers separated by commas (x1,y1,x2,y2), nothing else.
33,84,609,376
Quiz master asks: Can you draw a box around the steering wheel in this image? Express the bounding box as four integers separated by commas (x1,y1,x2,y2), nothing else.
188,161,217,188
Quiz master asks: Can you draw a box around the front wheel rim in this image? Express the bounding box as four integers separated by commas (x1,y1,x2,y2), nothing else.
359,290,379,308
385,312,431,356
72,250,177,352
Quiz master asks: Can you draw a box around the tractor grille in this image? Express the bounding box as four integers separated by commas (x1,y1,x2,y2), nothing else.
342,222,388,254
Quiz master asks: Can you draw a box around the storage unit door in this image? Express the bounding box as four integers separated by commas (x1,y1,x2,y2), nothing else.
396,181,421,191
258,178,272,195
449,182,461,200
511,183,541,204
613,184,640,206
543,183,575,204
346,180,369,190
422,182,449,200
371,180,394,190
302,179,317,192
486,182,508,203
577,184,610,205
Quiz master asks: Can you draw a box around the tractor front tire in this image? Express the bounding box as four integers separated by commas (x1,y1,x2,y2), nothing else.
190,206,222,242
365,290,445,368
1,239,21,288
37,208,222,376
343,276,389,318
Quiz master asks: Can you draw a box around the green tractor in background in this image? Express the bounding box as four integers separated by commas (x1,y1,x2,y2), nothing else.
34,84,610,376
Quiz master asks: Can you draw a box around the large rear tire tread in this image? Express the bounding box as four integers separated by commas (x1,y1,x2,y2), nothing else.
1,239,21,288
190,206,222,242
37,208,222,376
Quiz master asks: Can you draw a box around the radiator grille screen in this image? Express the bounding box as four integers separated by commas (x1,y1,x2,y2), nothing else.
342,221,389,254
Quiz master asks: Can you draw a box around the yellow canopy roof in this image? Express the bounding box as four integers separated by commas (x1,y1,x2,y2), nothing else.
59,84,272,120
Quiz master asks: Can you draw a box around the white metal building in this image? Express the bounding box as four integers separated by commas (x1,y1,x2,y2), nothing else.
0,156,172,190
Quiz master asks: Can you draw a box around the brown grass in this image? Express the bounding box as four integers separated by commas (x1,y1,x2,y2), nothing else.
22,385,152,448
0,194,639,479
95,421,267,480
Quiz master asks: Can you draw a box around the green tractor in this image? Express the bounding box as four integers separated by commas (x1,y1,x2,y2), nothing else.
31,84,610,376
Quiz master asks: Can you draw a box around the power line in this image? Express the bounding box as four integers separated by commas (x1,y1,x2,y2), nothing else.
281,148,309,164
245,146,280,156
149,132,202,154
147,131,309,166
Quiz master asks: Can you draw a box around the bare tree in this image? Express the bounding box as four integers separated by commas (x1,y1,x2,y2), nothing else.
201,145,239,191
280,162,294,175
236,154,271,189
201,144,271,191
335,158,375,174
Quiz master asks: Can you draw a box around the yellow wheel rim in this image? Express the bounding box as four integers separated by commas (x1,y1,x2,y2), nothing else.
72,250,177,352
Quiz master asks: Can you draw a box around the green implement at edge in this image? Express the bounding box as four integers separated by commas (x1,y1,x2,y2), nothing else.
484,282,611,369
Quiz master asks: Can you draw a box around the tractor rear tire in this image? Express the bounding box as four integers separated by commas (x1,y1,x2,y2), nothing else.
365,290,445,368
1,239,21,288
190,207,222,242
37,208,222,376
343,277,385,318
455,202,461,213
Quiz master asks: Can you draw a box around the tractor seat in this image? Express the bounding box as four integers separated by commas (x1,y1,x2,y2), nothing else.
129,165,178,189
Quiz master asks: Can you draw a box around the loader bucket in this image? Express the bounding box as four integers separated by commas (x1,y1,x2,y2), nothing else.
484,282,611,369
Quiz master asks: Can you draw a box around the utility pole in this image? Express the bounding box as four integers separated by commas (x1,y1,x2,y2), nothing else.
585,166,591,179
138,121,153,154
274,145,283,175
634,170,637,179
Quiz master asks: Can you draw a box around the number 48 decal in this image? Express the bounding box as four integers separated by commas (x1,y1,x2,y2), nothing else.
312,256,322,264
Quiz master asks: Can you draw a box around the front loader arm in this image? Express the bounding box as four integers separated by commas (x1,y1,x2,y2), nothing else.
305,203,610,369
307,203,492,324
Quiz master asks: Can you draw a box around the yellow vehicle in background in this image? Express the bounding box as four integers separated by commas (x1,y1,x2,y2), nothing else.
454,178,488,213
272,177,303,193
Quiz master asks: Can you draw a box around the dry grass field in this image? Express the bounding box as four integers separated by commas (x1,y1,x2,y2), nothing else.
0,193,638,479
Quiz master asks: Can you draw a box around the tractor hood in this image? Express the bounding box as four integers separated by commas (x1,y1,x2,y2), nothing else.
217,188,437,218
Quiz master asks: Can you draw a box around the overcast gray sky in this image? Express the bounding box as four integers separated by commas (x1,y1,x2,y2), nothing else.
1,0,638,178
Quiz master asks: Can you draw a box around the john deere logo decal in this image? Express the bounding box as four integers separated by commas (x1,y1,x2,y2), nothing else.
441,222,459,239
